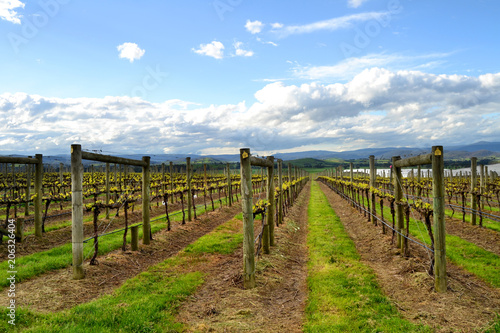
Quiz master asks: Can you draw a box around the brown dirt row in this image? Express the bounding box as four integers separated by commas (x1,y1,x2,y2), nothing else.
0,202,244,313
318,181,500,332
175,182,311,332
445,215,500,257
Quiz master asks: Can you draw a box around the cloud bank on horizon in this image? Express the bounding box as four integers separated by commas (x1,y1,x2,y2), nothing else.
1,0,499,155
1,68,499,155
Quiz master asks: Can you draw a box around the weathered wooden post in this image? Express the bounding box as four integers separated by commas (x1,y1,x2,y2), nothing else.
288,163,294,205
470,157,477,225
161,163,166,194
266,156,275,248
417,165,422,197
131,225,139,251
392,156,404,249
240,148,255,289
71,145,84,279
204,164,207,187
142,156,151,245
277,159,283,226
15,218,23,242
480,164,485,209
369,155,376,224
25,160,31,216
105,162,110,219
260,167,264,194
226,163,232,207
34,154,43,238
350,162,354,183
186,157,192,221
432,146,447,292
169,161,174,203
114,163,118,187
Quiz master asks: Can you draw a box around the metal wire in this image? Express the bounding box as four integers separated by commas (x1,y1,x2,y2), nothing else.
325,181,435,253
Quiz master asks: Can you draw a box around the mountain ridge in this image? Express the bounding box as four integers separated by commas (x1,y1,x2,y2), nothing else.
2,142,499,166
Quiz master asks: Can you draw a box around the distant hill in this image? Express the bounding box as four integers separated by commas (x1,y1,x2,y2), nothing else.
3,141,499,167
287,158,339,169
192,157,225,164
448,141,500,152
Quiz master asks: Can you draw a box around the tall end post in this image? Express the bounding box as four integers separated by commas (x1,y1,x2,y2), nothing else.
240,148,255,289
432,146,447,292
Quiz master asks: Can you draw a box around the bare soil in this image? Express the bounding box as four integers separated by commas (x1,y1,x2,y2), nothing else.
445,215,500,257
175,182,311,332
318,181,500,332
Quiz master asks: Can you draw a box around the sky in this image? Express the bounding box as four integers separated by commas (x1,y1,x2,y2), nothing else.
0,0,499,156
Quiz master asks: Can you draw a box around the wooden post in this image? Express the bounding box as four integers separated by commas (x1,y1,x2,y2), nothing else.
260,167,264,194
480,164,485,209
34,154,43,238
392,156,404,249
240,148,255,289
186,157,192,221
169,161,174,203
114,163,117,187
161,163,165,194
369,155,376,224
267,156,275,247
226,163,232,207
204,164,207,188
105,162,110,219
58,162,63,183
131,225,139,251
432,146,447,292
470,157,477,225
277,159,283,226
288,163,294,205
15,218,23,242
349,162,354,183
417,165,422,197
25,160,31,216
142,156,151,245
71,145,84,279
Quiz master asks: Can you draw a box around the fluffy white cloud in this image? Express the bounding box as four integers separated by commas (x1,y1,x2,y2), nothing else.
1,69,499,155
0,0,24,24
348,0,369,8
192,41,225,59
117,43,145,63
234,41,254,57
245,20,264,34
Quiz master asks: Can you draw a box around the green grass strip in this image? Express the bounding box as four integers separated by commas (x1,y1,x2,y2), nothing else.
1,217,244,332
305,181,430,332
0,196,234,289
444,209,500,232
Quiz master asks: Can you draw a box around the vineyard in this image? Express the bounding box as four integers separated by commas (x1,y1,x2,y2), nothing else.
0,145,499,332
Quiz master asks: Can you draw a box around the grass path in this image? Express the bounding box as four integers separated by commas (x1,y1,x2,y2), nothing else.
304,180,430,332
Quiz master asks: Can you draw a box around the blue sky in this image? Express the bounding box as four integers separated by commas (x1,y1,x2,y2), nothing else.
1,0,499,155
